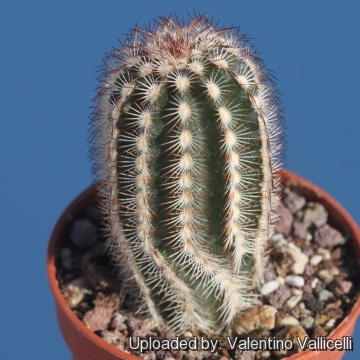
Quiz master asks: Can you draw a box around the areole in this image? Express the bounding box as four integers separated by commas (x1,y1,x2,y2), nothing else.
47,169,360,360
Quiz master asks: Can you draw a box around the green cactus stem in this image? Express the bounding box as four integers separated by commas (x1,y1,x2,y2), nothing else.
89,15,284,335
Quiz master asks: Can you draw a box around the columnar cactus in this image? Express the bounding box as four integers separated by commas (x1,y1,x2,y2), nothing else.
90,15,284,335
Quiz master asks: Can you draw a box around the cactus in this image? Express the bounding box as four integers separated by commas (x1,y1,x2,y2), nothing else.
89,15,284,335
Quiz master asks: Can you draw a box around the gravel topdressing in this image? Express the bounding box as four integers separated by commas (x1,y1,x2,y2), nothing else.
56,186,359,360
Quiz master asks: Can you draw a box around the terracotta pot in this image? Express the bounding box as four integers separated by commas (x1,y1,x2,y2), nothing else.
47,169,360,360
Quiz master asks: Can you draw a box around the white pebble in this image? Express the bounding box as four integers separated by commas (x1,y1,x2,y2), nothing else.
281,316,300,326
276,276,285,286
310,255,323,266
293,288,303,295
286,292,303,308
318,269,337,283
271,233,284,242
317,247,331,260
288,243,301,253
291,252,309,275
325,318,336,329
301,316,315,329
261,280,280,295
64,278,92,308
311,278,319,289
285,275,305,288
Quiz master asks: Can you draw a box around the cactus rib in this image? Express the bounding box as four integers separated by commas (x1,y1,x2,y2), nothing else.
89,15,284,335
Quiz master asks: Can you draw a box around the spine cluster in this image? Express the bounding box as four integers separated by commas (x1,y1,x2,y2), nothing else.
89,15,284,335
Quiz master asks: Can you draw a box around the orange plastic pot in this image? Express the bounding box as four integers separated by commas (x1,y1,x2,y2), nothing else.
47,169,360,360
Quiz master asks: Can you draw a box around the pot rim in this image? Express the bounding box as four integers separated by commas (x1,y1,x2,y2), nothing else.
47,169,360,360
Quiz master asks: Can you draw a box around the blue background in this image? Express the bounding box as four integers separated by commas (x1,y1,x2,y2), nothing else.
1,1,359,359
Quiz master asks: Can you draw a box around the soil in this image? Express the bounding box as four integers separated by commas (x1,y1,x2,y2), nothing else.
56,186,359,360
